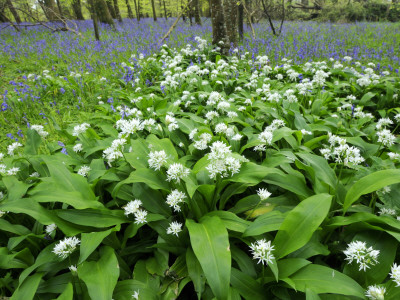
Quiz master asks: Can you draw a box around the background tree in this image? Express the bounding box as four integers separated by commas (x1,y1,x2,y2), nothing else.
71,0,85,20
193,0,201,24
125,0,134,18
38,0,60,21
95,0,115,26
113,0,123,21
150,0,157,20
106,0,117,17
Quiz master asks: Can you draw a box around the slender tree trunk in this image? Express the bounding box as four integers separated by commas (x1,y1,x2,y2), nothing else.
163,0,168,19
150,0,157,21
158,0,163,18
106,0,117,18
39,0,60,21
95,0,115,27
238,2,244,40
211,0,228,54
72,0,85,20
132,0,140,20
125,0,134,18
137,0,142,19
88,0,100,40
224,0,238,47
113,0,123,21
193,0,201,25
5,0,21,23
56,0,64,20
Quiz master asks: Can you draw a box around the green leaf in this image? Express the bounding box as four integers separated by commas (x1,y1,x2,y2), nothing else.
344,169,400,212
11,273,43,300
243,211,284,237
56,282,74,300
228,162,281,185
78,246,119,300
186,216,231,300
113,168,169,198
230,268,264,300
274,194,332,259
206,211,250,233
56,209,127,228
79,228,114,264
288,264,364,298
186,248,206,300
2,176,31,202
24,129,42,155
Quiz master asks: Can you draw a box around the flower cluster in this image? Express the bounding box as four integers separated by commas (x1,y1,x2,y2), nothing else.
249,239,275,265
124,199,148,225
343,240,379,271
206,141,242,179
166,221,183,236
53,236,80,259
166,189,186,212
72,123,90,136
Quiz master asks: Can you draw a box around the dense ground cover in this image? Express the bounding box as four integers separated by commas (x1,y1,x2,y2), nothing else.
0,21,400,299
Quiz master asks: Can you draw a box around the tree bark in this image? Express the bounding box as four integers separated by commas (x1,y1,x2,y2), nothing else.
106,0,116,18
88,0,101,40
113,0,123,21
151,0,157,21
163,0,168,19
5,0,22,23
132,0,140,20
39,0,60,21
238,1,244,40
72,0,85,20
56,0,65,20
224,0,238,47
211,0,228,54
126,0,134,18
193,0,201,25
95,0,115,27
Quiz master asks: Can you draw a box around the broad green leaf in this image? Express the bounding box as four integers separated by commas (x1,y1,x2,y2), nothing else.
274,194,332,259
0,218,30,235
78,246,119,300
24,129,42,155
277,258,311,279
11,273,43,300
0,198,82,236
186,216,231,300
288,264,364,298
56,282,74,300
79,228,113,264
206,211,250,233
230,268,264,300
56,209,127,228
2,176,31,202
113,168,169,197
229,162,282,185
344,169,400,212
186,248,206,300
243,210,284,237
263,172,313,199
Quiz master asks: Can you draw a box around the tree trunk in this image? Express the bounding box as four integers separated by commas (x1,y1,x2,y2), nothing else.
151,0,157,21
88,0,101,40
106,0,117,18
39,0,60,21
72,0,85,20
224,0,238,47
113,0,123,21
132,0,140,20
163,0,168,19
211,0,228,54
193,0,201,25
137,0,142,19
238,1,244,40
158,0,163,18
126,0,134,18
56,0,65,20
5,0,21,23
95,0,115,27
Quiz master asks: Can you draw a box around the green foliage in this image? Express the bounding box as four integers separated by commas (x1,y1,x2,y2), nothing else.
0,38,399,299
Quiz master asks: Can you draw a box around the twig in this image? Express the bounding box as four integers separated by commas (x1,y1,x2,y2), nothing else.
158,0,193,46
